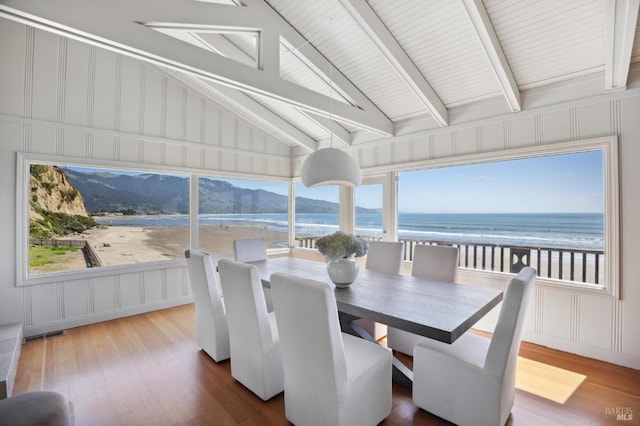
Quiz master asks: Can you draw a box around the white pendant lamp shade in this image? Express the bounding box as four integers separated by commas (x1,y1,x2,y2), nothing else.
300,147,362,187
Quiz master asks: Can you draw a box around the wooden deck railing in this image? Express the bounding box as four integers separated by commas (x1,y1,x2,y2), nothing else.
29,238,103,267
295,236,605,285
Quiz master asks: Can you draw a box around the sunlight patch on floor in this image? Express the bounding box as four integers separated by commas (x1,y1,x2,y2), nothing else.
516,356,586,404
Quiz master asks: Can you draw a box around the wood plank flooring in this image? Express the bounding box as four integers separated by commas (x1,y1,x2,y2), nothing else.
13,304,639,425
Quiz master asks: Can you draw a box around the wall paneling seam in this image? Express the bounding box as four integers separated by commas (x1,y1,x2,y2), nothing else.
56,36,67,157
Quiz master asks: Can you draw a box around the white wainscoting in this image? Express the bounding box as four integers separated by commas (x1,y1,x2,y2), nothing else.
457,268,638,369
21,265,193,337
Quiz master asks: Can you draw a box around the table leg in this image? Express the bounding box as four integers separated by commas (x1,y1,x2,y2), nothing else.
338,312,413,389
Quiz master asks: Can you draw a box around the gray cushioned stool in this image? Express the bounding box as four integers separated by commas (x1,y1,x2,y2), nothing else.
0,391,73,425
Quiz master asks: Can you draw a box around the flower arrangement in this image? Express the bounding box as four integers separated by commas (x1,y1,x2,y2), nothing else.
315,231,368,261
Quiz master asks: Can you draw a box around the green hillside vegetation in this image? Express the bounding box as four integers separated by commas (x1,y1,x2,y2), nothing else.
30,202,97,238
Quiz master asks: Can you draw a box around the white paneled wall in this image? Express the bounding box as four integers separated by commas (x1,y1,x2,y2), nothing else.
0,19,290,338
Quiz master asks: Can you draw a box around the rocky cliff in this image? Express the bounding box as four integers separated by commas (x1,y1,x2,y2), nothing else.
29,164,96,238
30,165,90,216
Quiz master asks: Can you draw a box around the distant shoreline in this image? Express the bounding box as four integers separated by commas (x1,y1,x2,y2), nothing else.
92,212,604,251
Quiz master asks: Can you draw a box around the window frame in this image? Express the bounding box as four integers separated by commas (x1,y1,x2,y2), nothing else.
356,172,398,241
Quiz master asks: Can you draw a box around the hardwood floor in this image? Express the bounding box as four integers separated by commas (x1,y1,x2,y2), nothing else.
14,304,639,426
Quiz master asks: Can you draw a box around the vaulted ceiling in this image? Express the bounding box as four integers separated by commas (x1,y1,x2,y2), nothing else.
1,0,639,156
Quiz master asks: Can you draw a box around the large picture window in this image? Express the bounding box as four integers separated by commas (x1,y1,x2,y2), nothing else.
22,160,190,279
17,154,294,285
395,137,619,296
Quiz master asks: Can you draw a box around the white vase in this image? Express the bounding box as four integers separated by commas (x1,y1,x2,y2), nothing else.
327,258,359,288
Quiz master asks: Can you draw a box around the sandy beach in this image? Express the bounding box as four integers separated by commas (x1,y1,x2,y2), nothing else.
29,223,288,275
48,224,288,267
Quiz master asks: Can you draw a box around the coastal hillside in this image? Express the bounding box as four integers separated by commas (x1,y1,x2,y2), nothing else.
62,168,377,215
29,165,96,237
63,169,190,215
30,165,89,216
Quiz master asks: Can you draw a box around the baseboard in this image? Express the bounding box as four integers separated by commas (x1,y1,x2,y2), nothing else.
523,331,640,371
22,297,193,338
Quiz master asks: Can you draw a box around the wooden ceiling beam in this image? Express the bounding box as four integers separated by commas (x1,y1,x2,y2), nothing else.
339,0,448,127
0,0,393,136
302,112,351,147
165,69,318,153
603,0,640,92
182,29,353,149
461,0,521,112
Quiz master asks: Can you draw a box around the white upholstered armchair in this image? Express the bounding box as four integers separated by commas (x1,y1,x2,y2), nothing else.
412,267,536,426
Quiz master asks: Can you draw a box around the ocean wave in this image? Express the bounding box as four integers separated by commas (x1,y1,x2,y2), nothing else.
400,223,602,235
97,212,604,250
396,228,603,249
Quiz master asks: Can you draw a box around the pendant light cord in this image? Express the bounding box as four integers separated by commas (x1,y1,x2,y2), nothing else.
328,17,334,149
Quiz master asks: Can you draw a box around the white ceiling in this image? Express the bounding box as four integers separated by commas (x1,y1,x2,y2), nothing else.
1,0,639,154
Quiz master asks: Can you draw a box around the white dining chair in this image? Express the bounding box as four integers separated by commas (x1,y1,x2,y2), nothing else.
412,267,536,426
233,237,267,262
217,258,284,401
233,238,274,312
184,249,230,362
355,240,405,341
386,244,459,355
270,272,392,426
411,243,460,282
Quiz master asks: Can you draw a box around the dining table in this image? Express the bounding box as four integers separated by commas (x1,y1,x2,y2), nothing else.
248,256,503,388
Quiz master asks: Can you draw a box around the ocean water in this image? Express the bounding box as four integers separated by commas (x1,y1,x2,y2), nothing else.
95,212,604,251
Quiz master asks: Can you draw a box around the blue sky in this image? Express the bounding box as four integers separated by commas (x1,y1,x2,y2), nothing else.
294,150,604,213
67,149,604,214
397,150,604,213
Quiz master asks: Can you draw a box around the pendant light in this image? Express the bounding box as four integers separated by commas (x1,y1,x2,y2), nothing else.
301,147,362,187
300,18,362,188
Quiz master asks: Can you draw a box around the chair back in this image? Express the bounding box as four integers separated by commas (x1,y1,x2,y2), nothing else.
185,249,229,361
486,267,536,377
218,258,283,399
270,273,348,415
218,259,274,354
365,241,404,274
411,244,459,282
233,238,267,262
